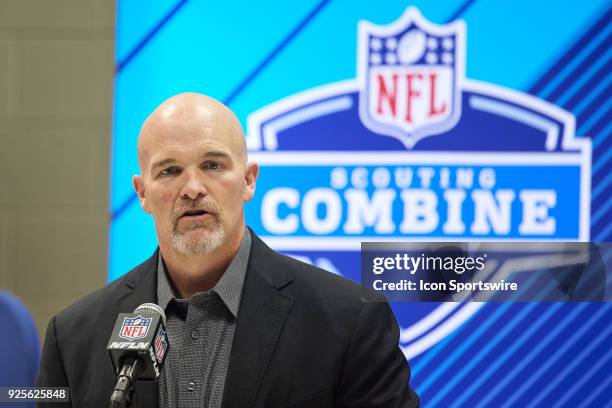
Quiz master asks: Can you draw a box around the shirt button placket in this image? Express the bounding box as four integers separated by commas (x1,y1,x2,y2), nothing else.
182,302,202,407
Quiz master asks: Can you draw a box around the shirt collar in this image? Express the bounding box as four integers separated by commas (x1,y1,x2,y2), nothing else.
157,228,252,318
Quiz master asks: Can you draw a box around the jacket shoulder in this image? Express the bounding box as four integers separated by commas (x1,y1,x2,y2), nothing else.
38,253,156,401
278,252,385,306
53,253,156,328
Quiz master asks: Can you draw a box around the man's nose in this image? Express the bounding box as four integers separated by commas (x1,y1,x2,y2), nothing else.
180,168,208,200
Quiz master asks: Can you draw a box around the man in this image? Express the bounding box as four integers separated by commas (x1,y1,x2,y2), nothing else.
38,93,420,407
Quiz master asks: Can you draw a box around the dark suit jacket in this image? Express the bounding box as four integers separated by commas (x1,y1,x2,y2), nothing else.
37,232,419,407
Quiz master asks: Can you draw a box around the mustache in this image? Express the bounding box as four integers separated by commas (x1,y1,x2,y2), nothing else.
171,199,221,222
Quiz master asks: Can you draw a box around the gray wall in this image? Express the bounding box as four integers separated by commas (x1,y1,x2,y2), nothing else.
0,0,114,340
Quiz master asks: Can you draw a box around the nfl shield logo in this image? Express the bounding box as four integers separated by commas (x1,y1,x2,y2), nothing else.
154,326,168,363
358,7,465,148
119,315,152,341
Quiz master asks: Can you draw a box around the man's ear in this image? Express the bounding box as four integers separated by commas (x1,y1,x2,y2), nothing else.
243,162,259,202
132,175,152,214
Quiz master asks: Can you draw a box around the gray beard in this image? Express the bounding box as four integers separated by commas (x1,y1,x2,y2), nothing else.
170,222,225,255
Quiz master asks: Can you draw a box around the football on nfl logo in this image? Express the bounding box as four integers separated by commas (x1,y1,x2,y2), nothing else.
119,315,152,341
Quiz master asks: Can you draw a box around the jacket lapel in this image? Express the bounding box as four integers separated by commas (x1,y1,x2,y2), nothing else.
117,249,158,313
222,233,294,408
116,250,160,408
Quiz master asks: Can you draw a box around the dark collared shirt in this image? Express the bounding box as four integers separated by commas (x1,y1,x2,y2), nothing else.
157,229,251,408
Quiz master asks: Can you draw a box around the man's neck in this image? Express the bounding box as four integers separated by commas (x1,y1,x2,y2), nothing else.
160,228,245,299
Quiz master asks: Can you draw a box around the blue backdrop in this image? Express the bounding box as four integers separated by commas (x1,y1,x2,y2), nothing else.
111,1,612,406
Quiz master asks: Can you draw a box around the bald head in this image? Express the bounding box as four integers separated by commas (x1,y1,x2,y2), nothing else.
137,92,247,175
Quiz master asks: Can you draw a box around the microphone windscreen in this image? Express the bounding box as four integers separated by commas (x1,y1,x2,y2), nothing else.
134,303,166,324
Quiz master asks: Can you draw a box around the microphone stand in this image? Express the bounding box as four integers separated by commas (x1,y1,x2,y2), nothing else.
109,357,140,408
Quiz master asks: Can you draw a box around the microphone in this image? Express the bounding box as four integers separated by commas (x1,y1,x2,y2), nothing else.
106,303,170,408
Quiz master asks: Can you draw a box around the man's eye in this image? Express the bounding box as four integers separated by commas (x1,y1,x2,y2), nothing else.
160,166,179,176
204,162,223,170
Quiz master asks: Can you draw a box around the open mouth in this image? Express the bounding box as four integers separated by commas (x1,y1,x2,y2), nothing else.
180,209,208,219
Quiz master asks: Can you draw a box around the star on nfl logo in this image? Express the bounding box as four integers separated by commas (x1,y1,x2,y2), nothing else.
358,7,465,148
119,315,152,341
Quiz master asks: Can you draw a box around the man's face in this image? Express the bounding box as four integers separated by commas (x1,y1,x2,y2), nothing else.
133,106,257,256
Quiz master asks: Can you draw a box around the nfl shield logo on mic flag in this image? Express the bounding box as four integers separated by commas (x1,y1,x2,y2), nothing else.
119,315,152,341
154,326,168,363
358,8,464,148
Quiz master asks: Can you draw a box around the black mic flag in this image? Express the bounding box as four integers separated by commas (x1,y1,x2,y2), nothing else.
107,303,170,407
